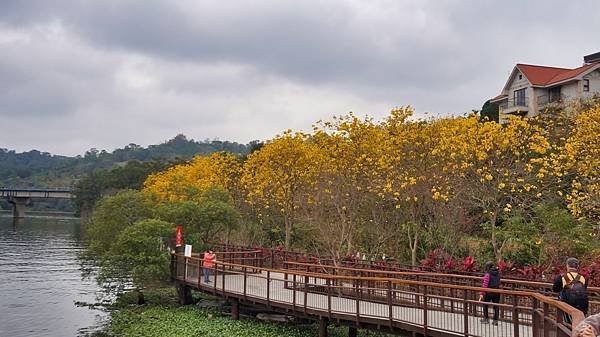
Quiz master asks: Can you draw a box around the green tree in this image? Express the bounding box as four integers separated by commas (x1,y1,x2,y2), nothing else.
479,100,499,123
155,187,240,246
196,188,240,245
86,190,154,254
99,219,174,303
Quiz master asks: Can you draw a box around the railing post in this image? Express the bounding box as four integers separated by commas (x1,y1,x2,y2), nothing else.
326,278,332,319
512,294,520,337
184,257,188,281
198,258,201,285
463,289,468,337
304,274,308,314
423,285,428,336
243,266,247,301
387,280,393,328
221,263,225,293
415,274,420,307
543,302,549,337
213,263,218,294
450,288,455,313
556,307,563,337
267,270,271,308
293,273,297,311
355,277,360,325
532,298,539,337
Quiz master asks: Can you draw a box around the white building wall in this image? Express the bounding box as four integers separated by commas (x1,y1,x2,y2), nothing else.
583,69,600,98
508,70,530,95
532,87,549,114
561,82,579,99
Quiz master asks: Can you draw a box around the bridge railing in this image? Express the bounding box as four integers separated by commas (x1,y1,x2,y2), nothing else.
172,253,583,337
282,260,600,315
208,243,600,305
208,242,565,282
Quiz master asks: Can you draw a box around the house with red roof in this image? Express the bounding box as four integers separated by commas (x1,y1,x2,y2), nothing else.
491,52,600,122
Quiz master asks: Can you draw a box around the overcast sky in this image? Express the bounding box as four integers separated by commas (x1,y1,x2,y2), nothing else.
1,0,598,156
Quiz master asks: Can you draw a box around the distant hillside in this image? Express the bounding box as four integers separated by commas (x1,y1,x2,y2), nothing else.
0,134,255,188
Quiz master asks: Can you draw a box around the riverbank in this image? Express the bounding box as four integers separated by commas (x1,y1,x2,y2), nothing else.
93,288,391,337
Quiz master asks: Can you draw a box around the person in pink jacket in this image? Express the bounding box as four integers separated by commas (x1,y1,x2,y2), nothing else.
479,261,501,325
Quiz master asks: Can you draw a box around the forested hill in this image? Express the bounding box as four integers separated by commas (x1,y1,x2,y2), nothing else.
0,134,254,187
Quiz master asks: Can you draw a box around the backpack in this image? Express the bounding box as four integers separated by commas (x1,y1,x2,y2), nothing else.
562,272,588,309
488,272,501,289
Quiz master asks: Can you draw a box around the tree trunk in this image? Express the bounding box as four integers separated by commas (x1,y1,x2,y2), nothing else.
284,215,291,250
411,232,419,267
490,212,501,263
408,227,419,267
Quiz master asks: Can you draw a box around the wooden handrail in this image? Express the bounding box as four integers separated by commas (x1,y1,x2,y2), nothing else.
282,260,600,293
174,253,579,297
209,242,593,287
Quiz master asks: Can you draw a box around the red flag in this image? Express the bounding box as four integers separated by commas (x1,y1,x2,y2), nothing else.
175,225,183,247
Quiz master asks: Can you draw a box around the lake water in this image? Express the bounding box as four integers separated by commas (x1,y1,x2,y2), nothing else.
0,215,106,337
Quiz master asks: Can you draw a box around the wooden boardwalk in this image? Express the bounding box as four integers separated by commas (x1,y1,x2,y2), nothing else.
172,254,580,337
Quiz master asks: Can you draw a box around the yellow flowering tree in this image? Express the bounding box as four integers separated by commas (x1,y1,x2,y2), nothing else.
241,131,324,249
379,108,454,266
143,152,241,203
563,106,600,226
311,114,387,259
436,115,550,261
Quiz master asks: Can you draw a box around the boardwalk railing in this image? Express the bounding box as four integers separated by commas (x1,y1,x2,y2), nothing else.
281,260,600,314
172,253,583,337
209,243,600,301
208,242,578,282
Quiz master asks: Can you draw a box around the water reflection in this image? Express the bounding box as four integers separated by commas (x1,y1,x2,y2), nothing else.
0,215,106,337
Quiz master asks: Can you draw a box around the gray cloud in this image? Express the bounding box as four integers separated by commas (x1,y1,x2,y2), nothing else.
1,0,599,155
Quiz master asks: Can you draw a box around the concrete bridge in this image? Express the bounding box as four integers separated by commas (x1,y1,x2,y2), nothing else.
0,187,73,218
172,246,586,337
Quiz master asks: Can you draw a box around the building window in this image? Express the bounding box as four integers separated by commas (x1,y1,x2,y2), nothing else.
549,86,562,102
519,74,523,80
514,88,526,106
584,79,590,92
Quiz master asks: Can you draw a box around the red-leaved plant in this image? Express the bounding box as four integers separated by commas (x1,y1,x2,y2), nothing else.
461,256,476,272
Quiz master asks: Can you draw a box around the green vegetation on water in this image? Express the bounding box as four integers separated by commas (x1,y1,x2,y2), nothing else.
97,288,392,337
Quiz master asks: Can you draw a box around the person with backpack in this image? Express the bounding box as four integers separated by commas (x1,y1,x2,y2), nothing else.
479,261,501,325
553,257,589,323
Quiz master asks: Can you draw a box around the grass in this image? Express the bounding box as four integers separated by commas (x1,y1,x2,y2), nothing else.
95,287,396,337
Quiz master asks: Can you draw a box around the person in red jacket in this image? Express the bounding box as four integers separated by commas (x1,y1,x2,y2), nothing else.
203,249,216,283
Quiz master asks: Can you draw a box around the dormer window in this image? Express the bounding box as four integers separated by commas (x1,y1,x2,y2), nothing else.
584,79,590,92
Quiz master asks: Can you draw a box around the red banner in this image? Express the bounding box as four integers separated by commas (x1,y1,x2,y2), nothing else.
175,225,183,247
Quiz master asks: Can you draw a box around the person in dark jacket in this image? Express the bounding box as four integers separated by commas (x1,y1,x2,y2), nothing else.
553,257,589,323
479,261,501,325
